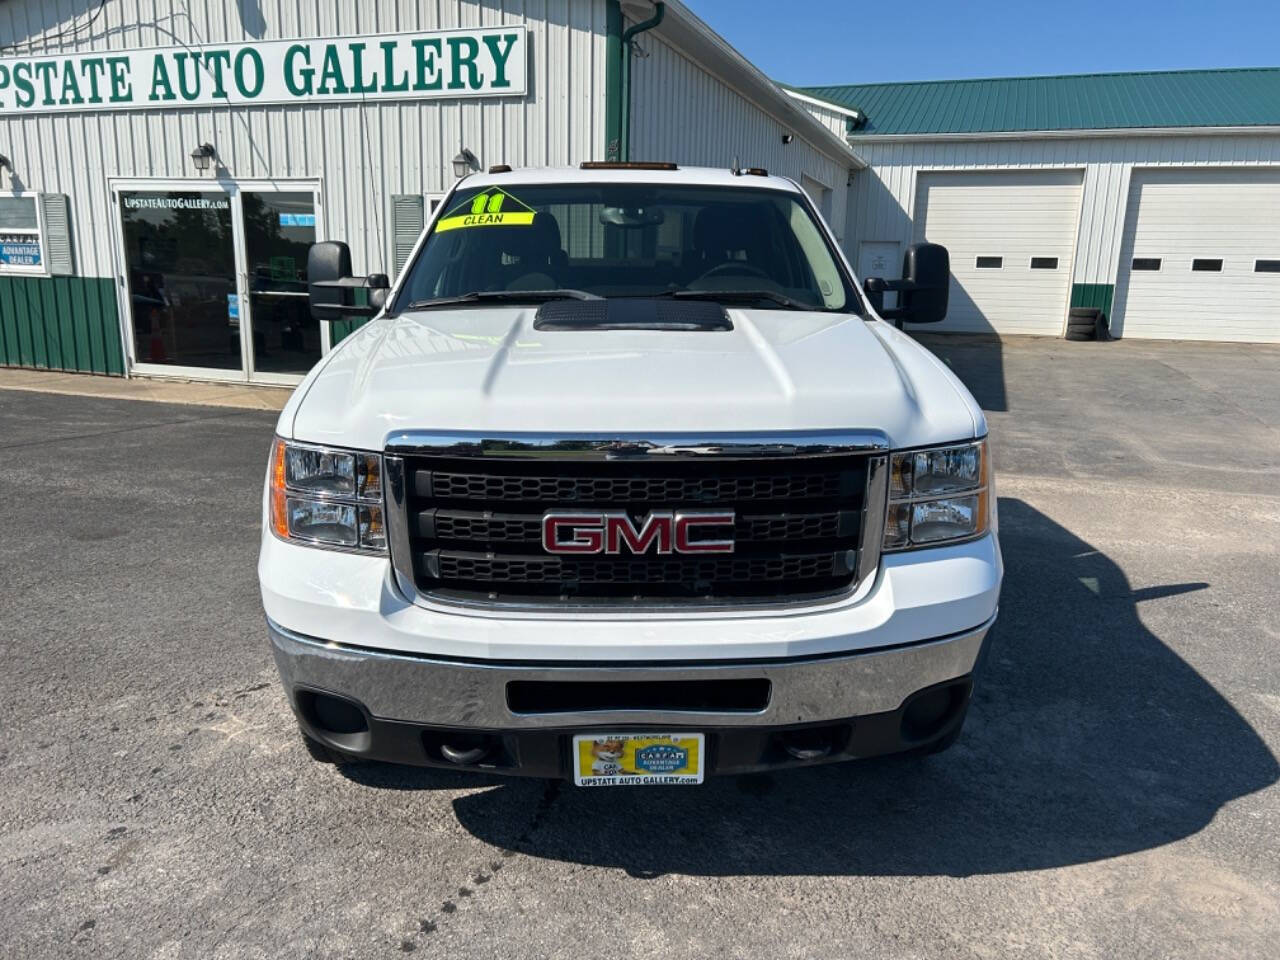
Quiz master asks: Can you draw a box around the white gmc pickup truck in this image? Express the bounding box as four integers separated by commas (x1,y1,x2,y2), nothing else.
258,163,1002,786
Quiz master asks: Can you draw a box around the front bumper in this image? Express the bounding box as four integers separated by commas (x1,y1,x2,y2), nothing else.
270,611,996,777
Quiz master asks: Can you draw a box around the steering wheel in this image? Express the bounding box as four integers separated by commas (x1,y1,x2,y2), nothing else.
695,261,772,283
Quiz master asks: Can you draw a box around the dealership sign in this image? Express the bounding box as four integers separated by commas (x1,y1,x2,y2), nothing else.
0,235,42,267
0,27,527,116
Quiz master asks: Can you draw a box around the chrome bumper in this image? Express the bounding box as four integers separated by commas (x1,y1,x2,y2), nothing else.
268,612,996,730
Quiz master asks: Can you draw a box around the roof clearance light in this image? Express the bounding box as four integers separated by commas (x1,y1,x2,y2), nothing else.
579,162,679,171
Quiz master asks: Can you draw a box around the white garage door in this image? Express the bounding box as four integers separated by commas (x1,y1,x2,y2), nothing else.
1114,169,1280,342
914,171,1083,334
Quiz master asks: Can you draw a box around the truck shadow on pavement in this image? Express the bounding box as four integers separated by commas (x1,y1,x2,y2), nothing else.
352,498,1279,877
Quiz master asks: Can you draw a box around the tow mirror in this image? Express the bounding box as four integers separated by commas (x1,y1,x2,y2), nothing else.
307,242,391,321
900,243,949,325
862,242,950,328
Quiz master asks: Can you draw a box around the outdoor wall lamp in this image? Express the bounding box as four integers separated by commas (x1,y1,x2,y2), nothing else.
452,147,476,179
0,154,10,172
190,143,216,171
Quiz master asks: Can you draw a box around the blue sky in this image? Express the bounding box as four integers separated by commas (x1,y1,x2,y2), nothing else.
687,0,1280,86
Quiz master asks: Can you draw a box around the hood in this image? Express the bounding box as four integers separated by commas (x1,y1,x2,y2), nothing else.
284,308,981,451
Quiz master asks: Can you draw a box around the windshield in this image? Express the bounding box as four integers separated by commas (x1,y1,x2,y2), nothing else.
393,183,857,313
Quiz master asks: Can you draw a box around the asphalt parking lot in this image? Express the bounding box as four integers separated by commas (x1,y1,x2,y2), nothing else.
1,335,1277,959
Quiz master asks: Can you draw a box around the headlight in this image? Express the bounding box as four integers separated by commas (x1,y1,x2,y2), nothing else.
884,439,990,551
269,438,386,553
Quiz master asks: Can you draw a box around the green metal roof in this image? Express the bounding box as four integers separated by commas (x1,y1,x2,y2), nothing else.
793,68,1280,136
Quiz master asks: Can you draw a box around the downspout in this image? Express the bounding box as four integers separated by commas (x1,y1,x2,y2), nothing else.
604,2,623,161
619,2,665,162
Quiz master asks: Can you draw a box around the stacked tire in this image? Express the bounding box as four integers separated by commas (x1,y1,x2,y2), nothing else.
1065,307,1105,342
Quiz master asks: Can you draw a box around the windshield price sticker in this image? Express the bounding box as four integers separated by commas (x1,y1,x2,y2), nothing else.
435,190,536,232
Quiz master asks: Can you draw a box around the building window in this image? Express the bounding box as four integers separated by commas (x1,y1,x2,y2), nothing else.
1131,258,1161,271
0,195,44,273
1254,259,1280,273
975,256,1002,269
1191,258,1223,272
1029,257,1058,270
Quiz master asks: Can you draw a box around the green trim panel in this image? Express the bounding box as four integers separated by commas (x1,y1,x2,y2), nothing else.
0,275,124,376
330,316,371,345
329,286,372,346
1070,283,1114,319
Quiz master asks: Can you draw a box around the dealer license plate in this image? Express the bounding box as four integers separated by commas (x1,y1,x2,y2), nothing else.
571,733,705,786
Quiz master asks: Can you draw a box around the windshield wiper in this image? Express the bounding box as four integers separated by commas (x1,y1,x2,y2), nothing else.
660,289,817,311
404,289,601,310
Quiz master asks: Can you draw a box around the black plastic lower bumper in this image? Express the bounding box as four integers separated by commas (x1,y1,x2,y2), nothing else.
289,674,976,780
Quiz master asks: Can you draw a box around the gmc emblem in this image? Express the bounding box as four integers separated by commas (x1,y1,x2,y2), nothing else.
541,510,736,556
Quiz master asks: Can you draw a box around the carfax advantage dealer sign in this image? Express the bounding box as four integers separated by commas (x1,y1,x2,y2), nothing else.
0,27,527,116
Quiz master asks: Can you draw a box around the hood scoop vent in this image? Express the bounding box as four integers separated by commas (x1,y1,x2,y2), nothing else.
534,298,732,332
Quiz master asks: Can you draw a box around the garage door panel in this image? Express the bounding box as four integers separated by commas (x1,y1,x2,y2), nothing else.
914,171,1082,335
1115,169,1280,342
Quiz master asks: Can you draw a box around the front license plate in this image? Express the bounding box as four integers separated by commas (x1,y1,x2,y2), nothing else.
572,733,705,787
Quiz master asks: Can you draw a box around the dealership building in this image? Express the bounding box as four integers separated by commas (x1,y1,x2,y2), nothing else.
1,2,1278,386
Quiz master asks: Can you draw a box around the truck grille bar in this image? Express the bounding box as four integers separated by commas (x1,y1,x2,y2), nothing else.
384,433,888,610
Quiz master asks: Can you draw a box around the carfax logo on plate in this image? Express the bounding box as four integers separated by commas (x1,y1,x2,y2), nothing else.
634,744,688,774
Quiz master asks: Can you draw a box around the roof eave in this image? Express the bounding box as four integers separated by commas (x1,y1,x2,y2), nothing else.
782,88,867,118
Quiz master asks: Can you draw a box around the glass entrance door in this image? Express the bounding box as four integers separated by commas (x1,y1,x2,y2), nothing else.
119,189,242,373
118,183,325,383
240,191,322,378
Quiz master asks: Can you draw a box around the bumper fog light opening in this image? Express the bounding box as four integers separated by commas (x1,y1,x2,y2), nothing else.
295,689,373,753
900,680,971,743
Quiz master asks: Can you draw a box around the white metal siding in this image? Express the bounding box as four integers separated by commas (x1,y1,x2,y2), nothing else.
628,31,852,240
1113,168,1280,342
914,171,1082,334
843,133,1280,296
790,97,852,140
0,0,611,279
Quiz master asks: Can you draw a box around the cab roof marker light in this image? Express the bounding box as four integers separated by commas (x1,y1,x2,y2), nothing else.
579,161,679,171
